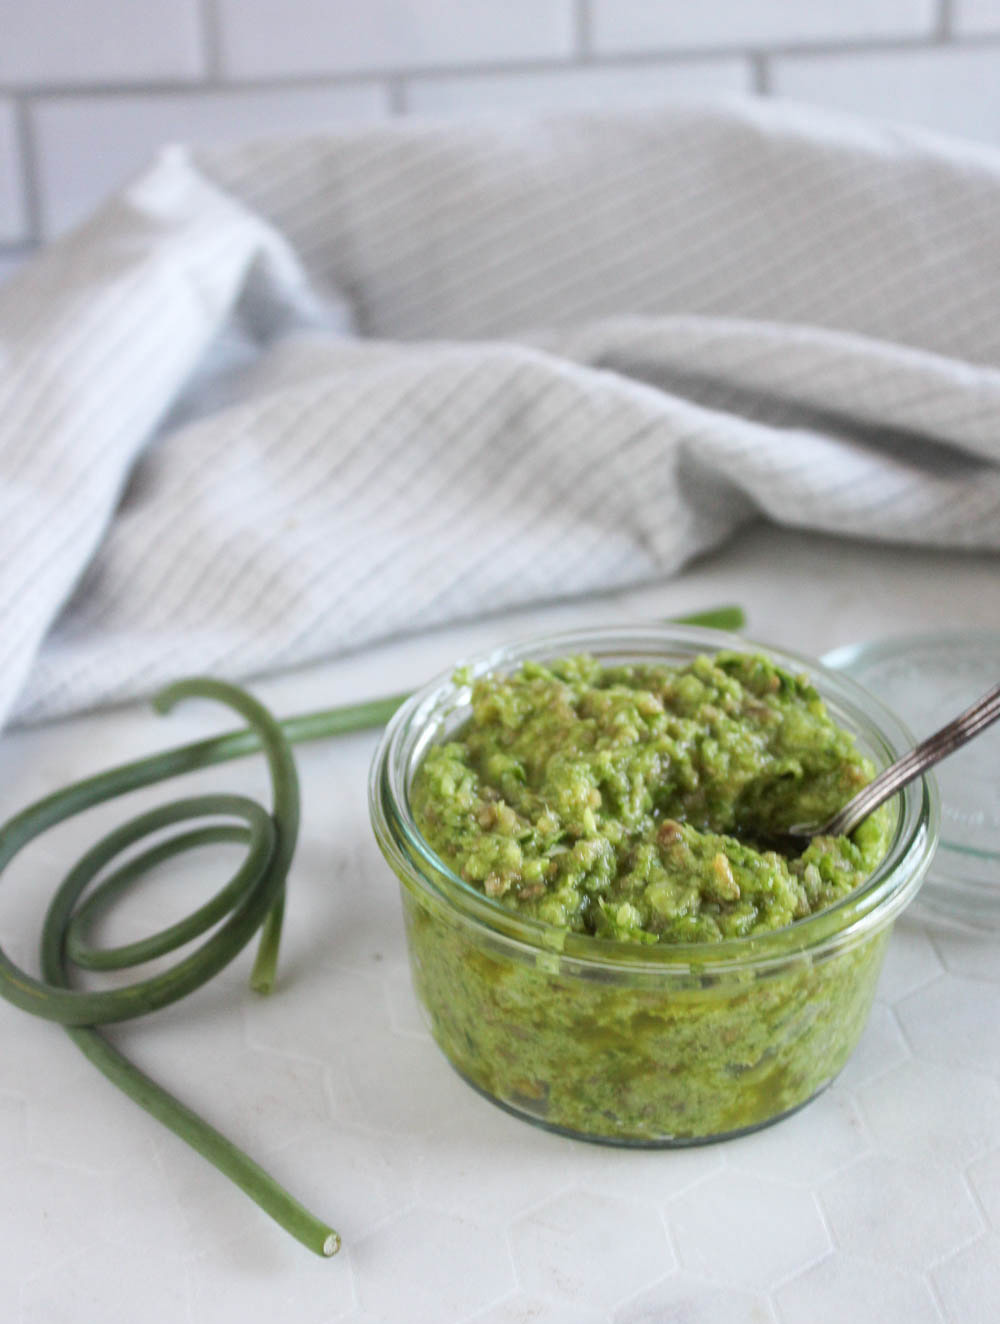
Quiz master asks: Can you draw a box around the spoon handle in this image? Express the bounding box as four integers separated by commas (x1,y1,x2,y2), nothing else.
819,681,1000,839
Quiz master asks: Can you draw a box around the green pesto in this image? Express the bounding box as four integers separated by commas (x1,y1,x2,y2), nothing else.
411,651,889,944
401,650,893,1143
400,888,889,1142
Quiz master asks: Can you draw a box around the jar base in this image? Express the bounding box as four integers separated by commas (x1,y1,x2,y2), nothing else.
450,1059,832,1149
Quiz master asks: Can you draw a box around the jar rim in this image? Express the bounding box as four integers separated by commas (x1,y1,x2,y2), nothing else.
369,624,939,974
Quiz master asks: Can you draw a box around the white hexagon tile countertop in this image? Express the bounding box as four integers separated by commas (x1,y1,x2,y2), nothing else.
0,524,998,1324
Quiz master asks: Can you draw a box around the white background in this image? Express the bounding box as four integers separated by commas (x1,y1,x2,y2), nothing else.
1,0,1000,272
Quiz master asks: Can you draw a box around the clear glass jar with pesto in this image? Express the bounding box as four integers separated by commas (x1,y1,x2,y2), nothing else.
369,627,938,1145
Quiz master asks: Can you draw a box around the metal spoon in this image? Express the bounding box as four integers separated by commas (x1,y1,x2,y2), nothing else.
785,680,1000,846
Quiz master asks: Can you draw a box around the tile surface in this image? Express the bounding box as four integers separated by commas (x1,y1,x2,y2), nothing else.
32,84,390,237
818,1155,984,1269
590,0,937,52
771,45,1000,148
668,1173,831,1290
954,0,1000,32
0,523,996,1321
406,60,751,117
774,1254,943,1324
0,0,997,248
217,0,575,79
0,0,204,86
932,1236,1000,1324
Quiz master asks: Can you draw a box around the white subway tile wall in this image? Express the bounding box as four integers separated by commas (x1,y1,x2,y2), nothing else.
955,0,1000,33
217,0,575,79
771,45,1000,147
0,0,999,270
590,0,938,52
0,0,205,86
406,59,751,117
32,84,390,236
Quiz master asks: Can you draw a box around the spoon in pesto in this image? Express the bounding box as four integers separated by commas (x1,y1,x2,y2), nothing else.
784,681,1000,847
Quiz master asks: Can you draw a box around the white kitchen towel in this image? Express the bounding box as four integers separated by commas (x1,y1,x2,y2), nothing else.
1,98,999,731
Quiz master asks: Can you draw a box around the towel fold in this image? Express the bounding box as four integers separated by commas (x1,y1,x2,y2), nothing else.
1,98,998,731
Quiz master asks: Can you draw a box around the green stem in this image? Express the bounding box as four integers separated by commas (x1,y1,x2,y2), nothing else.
249,890,286,994
3,678,340,1257
670,605,744,632
65,1022,340,1258
0,604,743,1258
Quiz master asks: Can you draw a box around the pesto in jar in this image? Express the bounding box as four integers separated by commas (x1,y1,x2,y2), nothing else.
388,647,901,1143
411,651,889,942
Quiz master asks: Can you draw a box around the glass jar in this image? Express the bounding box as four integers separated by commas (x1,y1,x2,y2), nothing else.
825,629,1000,930
369,626,938,1145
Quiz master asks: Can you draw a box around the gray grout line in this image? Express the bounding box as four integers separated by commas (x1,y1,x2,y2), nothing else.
735,29,998,61
575,0,593,61
937,0,956,41
386,75,406,116
198,0,224,81
750,51,771,95
3,32,1000,102
0,71,386,102
11,98,41,246
923,1266,952,1324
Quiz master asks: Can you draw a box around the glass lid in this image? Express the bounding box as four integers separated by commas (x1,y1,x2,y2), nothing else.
824,630,1000,929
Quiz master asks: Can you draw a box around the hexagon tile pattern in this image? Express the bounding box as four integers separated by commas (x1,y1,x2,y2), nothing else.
0,664,998,1324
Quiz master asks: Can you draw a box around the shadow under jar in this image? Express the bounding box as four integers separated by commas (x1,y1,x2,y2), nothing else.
369,626,938,1145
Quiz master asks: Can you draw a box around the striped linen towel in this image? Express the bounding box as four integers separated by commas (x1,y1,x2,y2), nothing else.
0,97,998,731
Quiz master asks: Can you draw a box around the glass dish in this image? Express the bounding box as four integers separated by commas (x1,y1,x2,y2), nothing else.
824,630,1000,930
369,626,938,1146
